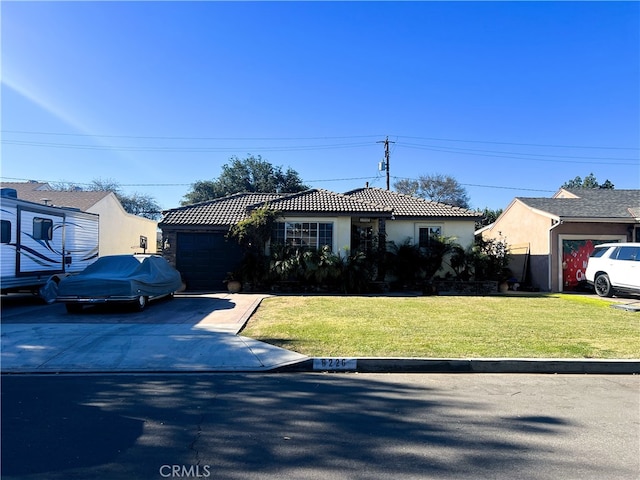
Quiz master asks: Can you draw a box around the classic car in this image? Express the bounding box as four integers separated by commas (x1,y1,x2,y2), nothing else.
56,254,183,313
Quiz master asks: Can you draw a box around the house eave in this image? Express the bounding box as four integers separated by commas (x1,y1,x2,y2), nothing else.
556,217,639,224
158,223,232,231
395,215,479,221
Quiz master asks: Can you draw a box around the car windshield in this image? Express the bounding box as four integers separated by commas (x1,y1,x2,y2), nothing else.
81,256,144,275
589,247,609,258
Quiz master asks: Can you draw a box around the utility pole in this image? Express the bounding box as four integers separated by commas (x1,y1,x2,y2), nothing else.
377,136,395,190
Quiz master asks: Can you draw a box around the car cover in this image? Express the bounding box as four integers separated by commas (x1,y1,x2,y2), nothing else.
57,255,183,298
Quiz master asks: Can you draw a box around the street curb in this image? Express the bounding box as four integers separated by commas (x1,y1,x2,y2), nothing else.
274,358,640,374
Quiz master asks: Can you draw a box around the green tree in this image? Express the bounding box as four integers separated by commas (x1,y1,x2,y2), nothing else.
117,193,162,219
228,204,281,253
182,155,309,205
183,180,226,204
227,205,282,287
476,207,503,229
394,173,471,208
561,173,614,189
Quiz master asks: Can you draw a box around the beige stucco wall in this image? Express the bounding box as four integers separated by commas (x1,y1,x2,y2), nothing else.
87,194,158,256
386,218,476,250
482,200,553,255
275,215,477,258
481,200,555,290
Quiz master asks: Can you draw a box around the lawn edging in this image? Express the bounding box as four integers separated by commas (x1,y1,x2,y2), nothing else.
274,357,640,374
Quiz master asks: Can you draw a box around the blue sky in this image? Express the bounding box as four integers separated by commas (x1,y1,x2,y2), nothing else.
2,1,639,212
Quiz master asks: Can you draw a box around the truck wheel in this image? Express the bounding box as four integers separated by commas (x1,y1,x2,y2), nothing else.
594,274,613,297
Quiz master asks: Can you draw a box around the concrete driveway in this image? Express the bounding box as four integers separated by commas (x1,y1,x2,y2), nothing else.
2,292,638,375
0,293,308,373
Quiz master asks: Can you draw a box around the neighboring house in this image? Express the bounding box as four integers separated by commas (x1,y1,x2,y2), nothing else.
1,182,158,256
159,187,479,290
480,188,640,292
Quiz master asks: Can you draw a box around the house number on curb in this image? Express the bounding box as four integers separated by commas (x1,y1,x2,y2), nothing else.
313,358,357,371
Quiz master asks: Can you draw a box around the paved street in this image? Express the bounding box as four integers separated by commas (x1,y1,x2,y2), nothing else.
2,373,638,480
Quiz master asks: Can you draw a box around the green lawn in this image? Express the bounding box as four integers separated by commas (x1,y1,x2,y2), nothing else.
241,294,640,358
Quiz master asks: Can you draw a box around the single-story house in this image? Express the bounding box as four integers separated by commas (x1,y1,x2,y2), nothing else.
1,182,158,256
479,188,640,292
159,187,480,290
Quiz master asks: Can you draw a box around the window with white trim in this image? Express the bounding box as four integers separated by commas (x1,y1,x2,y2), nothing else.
272,222,333,250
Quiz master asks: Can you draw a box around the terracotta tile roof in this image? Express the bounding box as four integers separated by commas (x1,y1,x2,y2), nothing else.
1,182,111,211
159,187,481,227
258,189,393,216
518,189,640,220
160,192,284,227
345,187,480,218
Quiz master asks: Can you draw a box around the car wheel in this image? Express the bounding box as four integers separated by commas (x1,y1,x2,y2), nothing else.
594,274,613,297
135,295,148,311
65,303,83,314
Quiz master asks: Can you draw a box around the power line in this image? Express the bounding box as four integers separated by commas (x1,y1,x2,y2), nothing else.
1,130,383,142
396,144,637,165
3,129,638,150
0,175,380,187
462,183,555,193
390,176,555,193
4,135,637,165
1,139,375,153
396,142,639,162
0,174,558,195
393,134,640,151
0,176,193,187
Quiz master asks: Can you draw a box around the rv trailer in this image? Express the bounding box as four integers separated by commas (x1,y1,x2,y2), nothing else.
1,188,99,293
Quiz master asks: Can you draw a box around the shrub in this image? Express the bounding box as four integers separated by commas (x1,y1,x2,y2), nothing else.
385,236,456,289
268,245,376,293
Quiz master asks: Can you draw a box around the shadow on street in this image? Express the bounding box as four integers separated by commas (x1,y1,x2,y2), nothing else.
2,373,637,479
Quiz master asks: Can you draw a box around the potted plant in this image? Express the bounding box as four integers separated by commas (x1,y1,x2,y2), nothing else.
223,272,242,293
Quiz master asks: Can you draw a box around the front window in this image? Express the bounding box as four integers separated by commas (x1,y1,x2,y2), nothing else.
272,222,333,250
418,226,442,248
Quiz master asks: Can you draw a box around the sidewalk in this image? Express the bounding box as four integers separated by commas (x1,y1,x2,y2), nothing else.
1,292,638,374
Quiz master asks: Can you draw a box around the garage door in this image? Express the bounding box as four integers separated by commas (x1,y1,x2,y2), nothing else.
176,232,244,290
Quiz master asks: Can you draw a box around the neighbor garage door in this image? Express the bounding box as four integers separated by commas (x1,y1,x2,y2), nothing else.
176,232,243,290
